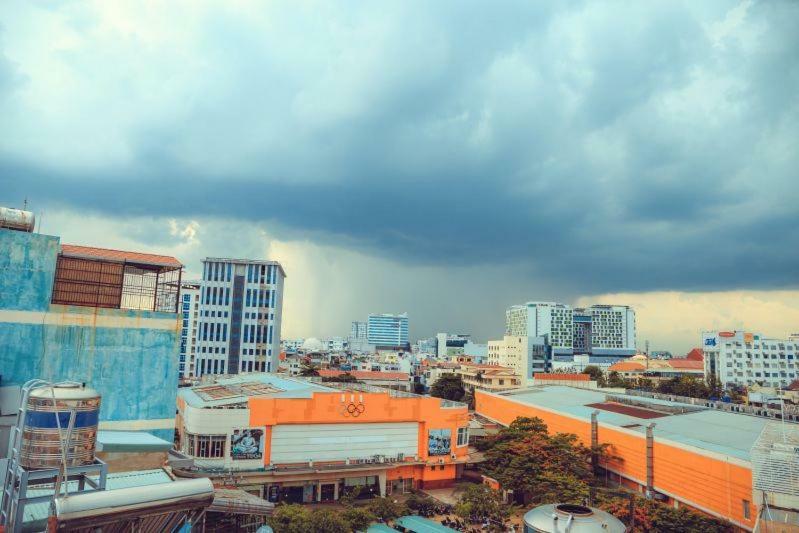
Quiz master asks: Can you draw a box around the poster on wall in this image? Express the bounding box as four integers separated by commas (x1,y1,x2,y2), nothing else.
231,428,264,460
428,429,451,456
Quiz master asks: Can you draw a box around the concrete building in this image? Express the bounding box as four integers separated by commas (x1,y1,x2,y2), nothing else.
703,330,798,389
0,223,182,440
607,355,704,382
174,373,469,502
456,364,521,393
281,338,304,353
505,301,636,357
476,385,799,531
349,321,372,354
317,370,411,392
178,281,201,381
486,336,549,382
325,336,347,352
367,313,409,348
195,258,285,377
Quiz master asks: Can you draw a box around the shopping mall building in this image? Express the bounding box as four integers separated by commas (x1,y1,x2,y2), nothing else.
173,374,469,504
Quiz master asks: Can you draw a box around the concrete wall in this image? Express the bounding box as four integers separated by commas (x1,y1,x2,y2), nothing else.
0,229,179,440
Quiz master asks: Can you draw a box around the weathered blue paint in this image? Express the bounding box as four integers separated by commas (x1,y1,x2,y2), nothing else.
0,228,179,437
0,229,59,311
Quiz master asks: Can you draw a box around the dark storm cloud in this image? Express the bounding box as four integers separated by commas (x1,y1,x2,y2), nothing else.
0,0,797,294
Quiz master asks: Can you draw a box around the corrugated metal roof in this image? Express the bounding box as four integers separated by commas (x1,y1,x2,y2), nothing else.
24,468,174,524
495,386,772,461
61,244,182,269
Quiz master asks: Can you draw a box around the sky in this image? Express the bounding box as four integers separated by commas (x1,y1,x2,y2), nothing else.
1,1,797,353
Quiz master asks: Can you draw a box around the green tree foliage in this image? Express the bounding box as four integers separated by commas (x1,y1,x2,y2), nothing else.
406,493,439,516
298,363,320,376
268,504,357,533
478,417,595,504
322,372,359,383
656,376,712,398
454,484,510,531
582,365,606,387
366,496,408,521
341,507,376,531
306,508,352,533
598,493,733,533
607,371,631,388
429,373,466,402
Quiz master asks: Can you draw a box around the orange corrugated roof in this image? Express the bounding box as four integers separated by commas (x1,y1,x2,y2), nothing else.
61,244,182,269
534,373,589,381
608,361,646,372
318,370,409,380
667,359,704,370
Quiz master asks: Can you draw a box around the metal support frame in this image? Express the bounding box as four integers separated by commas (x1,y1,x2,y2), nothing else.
645,423,656,499
590,410,599,474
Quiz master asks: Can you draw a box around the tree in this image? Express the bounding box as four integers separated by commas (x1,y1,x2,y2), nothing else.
367,496,408,521
478,417,596,505
582,365,606,387
307,509,351,533
607,371,631,388
268,504,311,533
454,484,510,531
322,372,359,383
657,376,712,398
299,363,320,376
341,507,376,531
430,373,466,402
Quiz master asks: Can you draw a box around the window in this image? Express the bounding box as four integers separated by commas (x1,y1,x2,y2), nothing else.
742,499,750,520
457,427,469,447
187,434,226,458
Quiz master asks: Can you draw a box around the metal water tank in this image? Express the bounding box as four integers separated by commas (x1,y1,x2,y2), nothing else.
0,207,35,232
20,384,101,469
523,503,627,533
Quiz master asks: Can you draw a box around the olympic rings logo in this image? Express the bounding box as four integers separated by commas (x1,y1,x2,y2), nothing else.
340,402,366,417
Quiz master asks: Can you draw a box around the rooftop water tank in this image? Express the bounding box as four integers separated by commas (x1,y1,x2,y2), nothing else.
20,384,101,469
0,207,35,232
523,503,626,533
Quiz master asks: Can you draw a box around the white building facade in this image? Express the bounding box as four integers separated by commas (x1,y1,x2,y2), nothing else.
703,330,798,389
505,301,636,357
196,258,286,376
179,282,201,380
367,313,409,347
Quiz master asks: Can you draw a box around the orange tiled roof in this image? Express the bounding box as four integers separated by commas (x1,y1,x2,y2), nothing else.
667,359,704,370
685,348,704,361
318,370,409,380
608,361,646,372
61,244,182,269
534,373,589,381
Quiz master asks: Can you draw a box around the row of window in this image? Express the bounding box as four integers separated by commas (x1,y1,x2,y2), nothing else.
197,358,269,375
204,262,232,283
186,433,226,458
202,286,230,306
246,288,274,308
247,263,279,284
243,324,274,344
201,322,229,342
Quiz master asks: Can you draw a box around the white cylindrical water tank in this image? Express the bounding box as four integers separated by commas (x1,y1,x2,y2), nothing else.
0,207,35,232
523,503,626,533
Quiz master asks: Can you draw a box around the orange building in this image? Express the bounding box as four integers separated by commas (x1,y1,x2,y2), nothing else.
174,374,469,503
475,386,776,531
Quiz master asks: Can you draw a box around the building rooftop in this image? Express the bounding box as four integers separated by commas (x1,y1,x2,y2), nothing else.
318,370,409,381
61,244,182,270
179,373,336,408
96,430,173,452
494,386,777,461
203,257,286,277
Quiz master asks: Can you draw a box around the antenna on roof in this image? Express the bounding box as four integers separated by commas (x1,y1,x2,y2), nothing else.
23,197,28,210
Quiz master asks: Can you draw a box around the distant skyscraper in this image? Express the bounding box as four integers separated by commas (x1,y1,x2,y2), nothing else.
178,281,201,379
505,301,635,356
351,321,367,340
195,258,285,376
367,313,409,347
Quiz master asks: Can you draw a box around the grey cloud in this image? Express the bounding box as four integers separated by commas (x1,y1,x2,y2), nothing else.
0,0,797,296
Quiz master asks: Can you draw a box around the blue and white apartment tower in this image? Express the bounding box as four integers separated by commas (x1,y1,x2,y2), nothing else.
0,207,183,440
195,258,285,377
366,313,409,348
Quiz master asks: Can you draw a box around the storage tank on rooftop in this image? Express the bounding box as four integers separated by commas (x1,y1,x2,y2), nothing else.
523,503,626,533
0,206,35,232
20,383,101,469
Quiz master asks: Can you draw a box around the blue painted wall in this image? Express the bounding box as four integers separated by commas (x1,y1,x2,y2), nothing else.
0,229,59,311
0,229,179,439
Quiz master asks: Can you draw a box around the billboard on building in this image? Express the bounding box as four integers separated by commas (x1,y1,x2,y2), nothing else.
744,332,754,344
428,429,451,456
231,428,264,460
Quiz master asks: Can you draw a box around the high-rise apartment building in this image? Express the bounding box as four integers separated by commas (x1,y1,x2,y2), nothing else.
178,281,201,380
487,335,549,380
703,330,798,389
505,301,636,356
195,258,285,377
367,313,409,347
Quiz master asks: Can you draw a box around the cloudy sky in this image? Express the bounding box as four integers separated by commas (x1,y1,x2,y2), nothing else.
1,1,797,353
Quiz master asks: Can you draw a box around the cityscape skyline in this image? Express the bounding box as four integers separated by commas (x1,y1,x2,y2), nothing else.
2,1,798,353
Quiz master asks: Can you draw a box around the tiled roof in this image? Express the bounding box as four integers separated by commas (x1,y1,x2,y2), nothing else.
608,361,646,372
318,370,409,380
61,244,183,269
685,348,704,361
666,359,704,370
